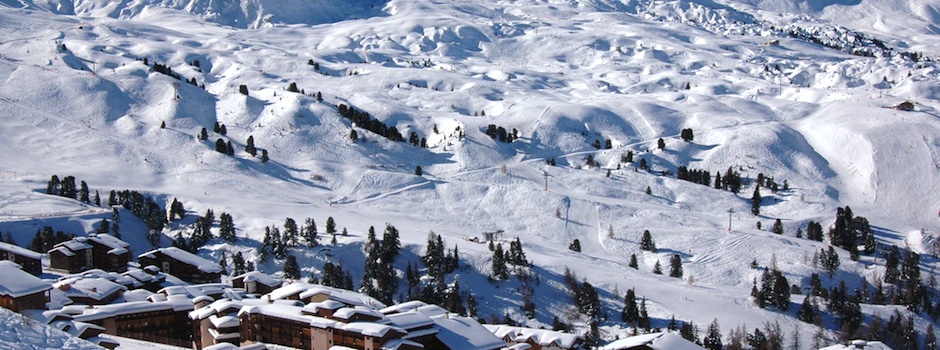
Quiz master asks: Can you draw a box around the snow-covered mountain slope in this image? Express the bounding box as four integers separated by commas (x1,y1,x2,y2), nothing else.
0,0,937,347
0,308,101,349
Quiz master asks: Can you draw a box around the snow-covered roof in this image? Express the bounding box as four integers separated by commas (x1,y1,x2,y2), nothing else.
54,277,125,301
123,289,155,302
601,331,706,350
239,303,343,330
235,271,282,287
0,241,41,259
0,260,51,298
86,234,129,250
49,246,76,257
209,314,240,328
820,340,893,350
264,282,385,309
21,309,72,324
73,298,194,322
484,324,583,348
64,321,104,338
343,322,405,337
386,310,435,330
56,239,92,252
159,283,228,298
204,343,241,350
430,314,505,350
140,247,222,273
304,299,346,313
333,306,387,321
381,300,429,314
379,338,425,350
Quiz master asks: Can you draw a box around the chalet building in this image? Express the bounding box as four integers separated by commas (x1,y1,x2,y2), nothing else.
71,295,195,347
54,276,126,305
122,266,169,292
231,271,282,296
0,241,42,275
599,331,706,350
0,261,52,312
238,303,420,350
381,301,505,350
264,282,385,308
139,247,222,284
49,234,130,273
485,325,585,350
191,299,275,349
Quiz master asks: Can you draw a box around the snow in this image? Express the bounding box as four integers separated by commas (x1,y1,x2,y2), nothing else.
140,247,222,273
820,340,894,350
342,322,404,338
385,311,435,330
0,261,52,298
0,0,936,347
0,241,42,260
235,271,282,287
427,314,505,350
484,324,582,349
600,331,706,350
72,299,193,322
53,276,126,302
0,307,101,349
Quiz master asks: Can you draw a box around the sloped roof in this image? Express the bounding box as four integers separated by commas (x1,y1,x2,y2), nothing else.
86,234,129,250
0,241,41,259
430,314,504,350
601,331,706,350
139,247,222,273
820,340,893,350
234,271,282,287
0,260,51,298
484,324,583,348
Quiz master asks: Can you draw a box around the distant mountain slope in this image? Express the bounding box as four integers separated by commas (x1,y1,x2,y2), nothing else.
0,0,388,28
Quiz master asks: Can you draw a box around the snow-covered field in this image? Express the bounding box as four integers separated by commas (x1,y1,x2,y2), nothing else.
0,0,937,348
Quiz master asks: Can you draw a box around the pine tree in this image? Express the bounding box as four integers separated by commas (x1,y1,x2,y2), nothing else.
751,186,761,215
415,165,423,176
640,230,656,251
653,260,662,274
261,149,269,163
492,243,508,279
226,140,234,155
219,212,236,242
638,297,651,331
245,135,257,156
283,254,300,280
326,217,336,235
569,239,581,252
284,217,299,247
925,324,937,350
798,296,817,323
657,138,666,150
773,219,783,235
199,127,208,140
94,190,100,206
621,288,639,324
669,254,683,278
302,218,318,247
79,181,90,203
703,319,722,350
215,138,227,153
629,254,638,269
238,84,248,95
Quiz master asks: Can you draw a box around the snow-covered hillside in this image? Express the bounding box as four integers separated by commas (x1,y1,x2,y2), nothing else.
0,0,937,348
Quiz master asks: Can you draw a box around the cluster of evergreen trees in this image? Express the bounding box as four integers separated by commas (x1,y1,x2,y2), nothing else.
484,124,518,143
360,224,402,304
676,166,711,186
337,103,405,143
828,206,876,259
170,208,236,253
680,128,694,142
108,189,167,246
319,261,354,290
489,237,527,280
28,226,75,253
751,267,790,310
47,175,98,205
715,167,743,193
259,216,321,261
591,138,613,149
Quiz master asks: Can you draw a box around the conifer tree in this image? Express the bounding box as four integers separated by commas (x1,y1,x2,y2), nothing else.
703,319,722,350
302,217,318,247
621,288,639,324
657,138,666,150
569,239,581,252
492,243,508,279
669,254,683,278
638,297,651,331
79,181,90,203
245,135,257,156
284,217,299,247
219,212,236,242
215,138,227,153
94,190,100,206
629,254,638,269
326,216,336,235
283,254,300,280
773,219,783,235
653,260,662,274
199,127,208,140
751,186,762,215
640,230,656,251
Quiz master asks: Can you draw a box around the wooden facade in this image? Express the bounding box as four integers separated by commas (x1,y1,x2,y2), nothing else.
139,248,221,284
0,289,49,312
0,242,42,275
